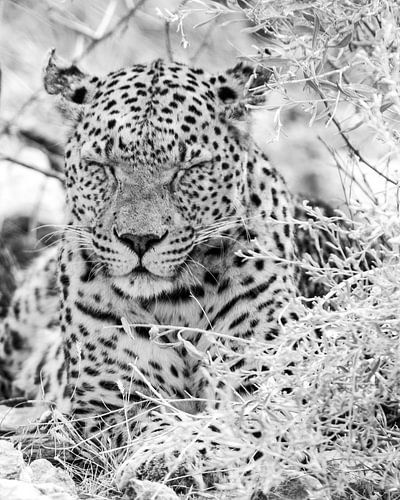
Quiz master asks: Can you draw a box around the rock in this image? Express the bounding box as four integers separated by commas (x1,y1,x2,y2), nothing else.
122,478,179,500
0,440,25,480
0,441,78,500
0,479,47,500
30,459,76,495
0,478,77,500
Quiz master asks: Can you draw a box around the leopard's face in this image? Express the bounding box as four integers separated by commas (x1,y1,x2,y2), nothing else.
50,58,266,297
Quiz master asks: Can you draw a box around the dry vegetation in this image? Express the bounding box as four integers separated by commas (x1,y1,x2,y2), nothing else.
1,1,400,499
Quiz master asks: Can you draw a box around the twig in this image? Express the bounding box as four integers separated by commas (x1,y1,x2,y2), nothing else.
311,79,399,186
16,127,64,172
48,12,97,39
0,156,64,182
163,0,191,62
318,135,377,204
93,0,118,39
331,113,398,186
0,90,43,138
165,20,174,62
164,0,188,62
17,128,63,157
72,0,147,63
190,17,218,63
0,124,63,173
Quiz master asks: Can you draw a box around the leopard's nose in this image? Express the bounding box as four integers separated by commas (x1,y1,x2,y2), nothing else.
114,230,168,258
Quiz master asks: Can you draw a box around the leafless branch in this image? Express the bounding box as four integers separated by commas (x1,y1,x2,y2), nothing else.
17,127,63,168
1,122,64,173
16,128,63,156
190,17,218,63
72,0,147,63
48,12,97,39
312,81,399,187
162,0,191,63
94,0,118,39
331,114,397,186
318,135,378,204
165,21,174,62
0,156,64,182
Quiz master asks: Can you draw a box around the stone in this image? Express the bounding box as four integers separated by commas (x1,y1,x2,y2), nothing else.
0,440,25,480
0,479,47,500
30,459,76,495
0,441,78,500
0,478,77,500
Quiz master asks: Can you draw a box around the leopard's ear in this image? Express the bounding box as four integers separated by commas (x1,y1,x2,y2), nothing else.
43,49,97,105
212,62,272,119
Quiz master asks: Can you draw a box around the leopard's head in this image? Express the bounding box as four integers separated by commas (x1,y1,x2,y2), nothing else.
44,50,270,297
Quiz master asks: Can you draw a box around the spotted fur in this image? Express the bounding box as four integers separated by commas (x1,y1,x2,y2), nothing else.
0,54,298,442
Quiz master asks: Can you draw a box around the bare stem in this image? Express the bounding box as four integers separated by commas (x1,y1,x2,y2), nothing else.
73,0,147,63
0,156,64,182
165,21,173,62
311,79,398,186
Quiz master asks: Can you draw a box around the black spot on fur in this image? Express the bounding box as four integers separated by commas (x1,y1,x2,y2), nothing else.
72,87,87,104
218,86,237,102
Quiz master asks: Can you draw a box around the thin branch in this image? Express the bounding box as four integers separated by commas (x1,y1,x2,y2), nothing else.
0,156,64,182
72,0,147,63
94,0,118,39
161,0,192,62
318,135,378,204
165,21,174,62
1,123,64,173
17,127,63,157
17,130,63,156
190,17,218,63
48,12,97,39
331,114,398,186
0,91,43,138
311,80,399,186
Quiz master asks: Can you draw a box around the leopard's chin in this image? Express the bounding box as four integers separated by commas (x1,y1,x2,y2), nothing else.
111,271,176,299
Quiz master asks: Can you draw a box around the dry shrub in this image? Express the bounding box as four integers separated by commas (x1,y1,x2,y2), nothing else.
52,206,399,499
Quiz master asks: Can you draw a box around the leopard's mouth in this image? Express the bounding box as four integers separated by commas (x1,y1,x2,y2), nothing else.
110,265,177,299
130,266,166,280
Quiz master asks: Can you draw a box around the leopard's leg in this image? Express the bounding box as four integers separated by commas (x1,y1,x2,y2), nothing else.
0,248,64,405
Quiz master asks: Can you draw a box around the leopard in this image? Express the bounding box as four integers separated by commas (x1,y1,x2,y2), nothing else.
0,51,301,446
